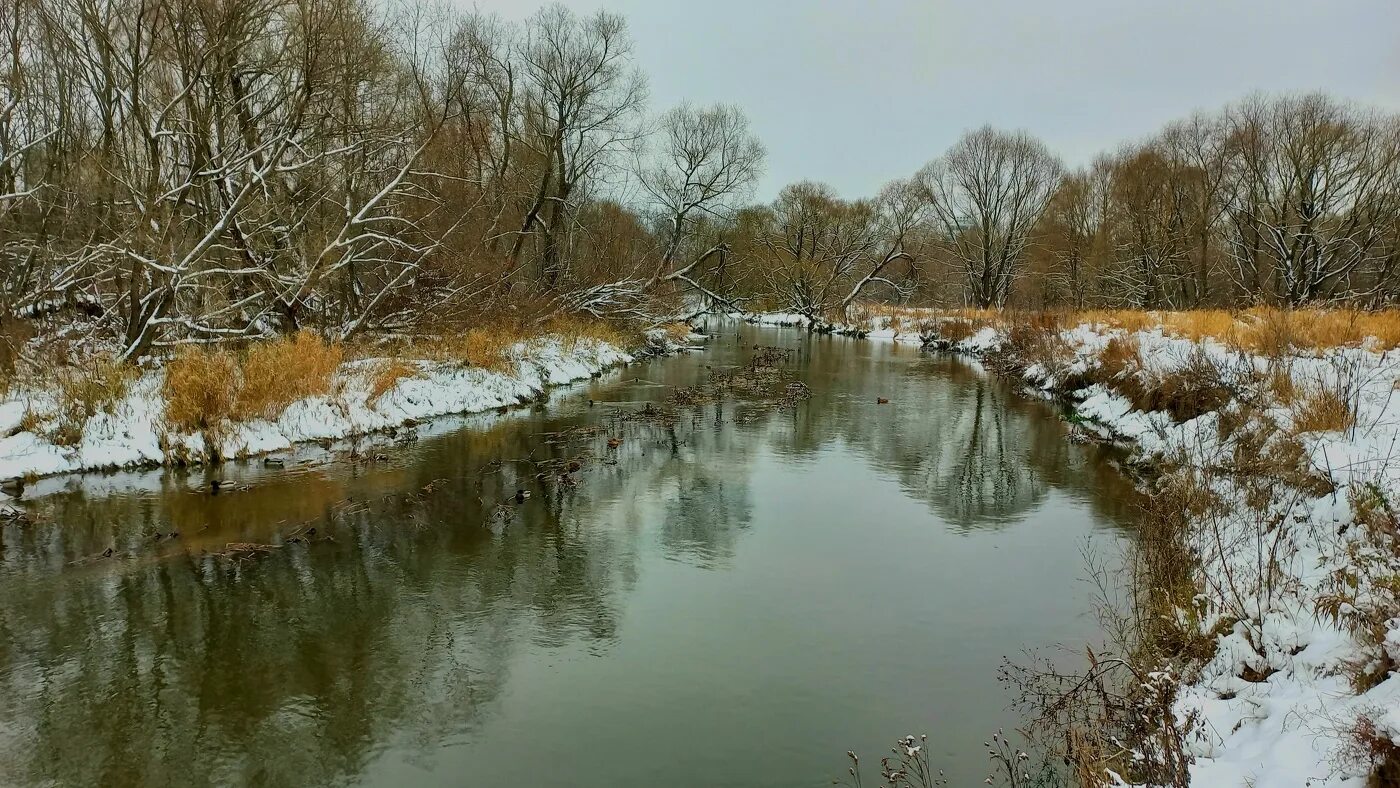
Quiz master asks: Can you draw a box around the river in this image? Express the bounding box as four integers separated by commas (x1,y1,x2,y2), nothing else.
0,321,1139,787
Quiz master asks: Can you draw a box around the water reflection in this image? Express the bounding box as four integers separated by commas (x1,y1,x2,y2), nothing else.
0,322,1139,787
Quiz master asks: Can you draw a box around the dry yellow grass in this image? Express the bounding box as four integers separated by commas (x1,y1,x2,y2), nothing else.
1292,384,1357,434
41,354,137,445
659,321,693,345
870,305,1400,353
163,332,343,431
163,347,240,432
1167,307,1400,354
1078,309,1159,333
367,358,421,404
395,324,524,371
1097,335,1143,380
542,314,631,351
935,317,982,343
53,355,135,418
1159,310,1239,343
456,327,520,371
235,331,342,420
1266,364,1300,406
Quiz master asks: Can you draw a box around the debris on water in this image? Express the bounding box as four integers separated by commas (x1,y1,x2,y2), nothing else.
214,542,277,558
607,437,623,449
780,382,813,410
263,457,286,467
0,477,24,497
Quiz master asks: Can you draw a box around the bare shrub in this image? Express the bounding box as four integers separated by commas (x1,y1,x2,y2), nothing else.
0,318,35,393
1095,334,1142,382
1337,712,1400,787
1003,311,1073,375
44,355,137,445
1316,483,1400,692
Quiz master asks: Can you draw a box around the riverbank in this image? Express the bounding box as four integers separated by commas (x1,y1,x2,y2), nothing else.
749,307,1400,787
0,327,698,485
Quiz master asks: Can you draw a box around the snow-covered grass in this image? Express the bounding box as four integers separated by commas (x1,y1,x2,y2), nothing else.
0,332,686,481
758,307,1400,787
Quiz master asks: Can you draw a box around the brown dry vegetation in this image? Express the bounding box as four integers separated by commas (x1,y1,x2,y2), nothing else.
16,313,637,449
162,348,240,433
162,332,342,432
1292,385,1358,434
917,307,1400,354
541,314,632,352
42,355,137,445
367,359,422,405
235,332,344,420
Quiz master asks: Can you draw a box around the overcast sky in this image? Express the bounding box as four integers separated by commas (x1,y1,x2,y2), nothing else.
466,0,1400,201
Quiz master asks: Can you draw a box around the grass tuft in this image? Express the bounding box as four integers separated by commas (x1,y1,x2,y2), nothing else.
162,331,343,433
1292,384,1357,435
163,347,240,433
44,355,137,445
367,358,421,405
235,331,343,421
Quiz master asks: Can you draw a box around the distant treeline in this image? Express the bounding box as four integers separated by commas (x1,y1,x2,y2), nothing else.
2,0,1397,361
728,95,1400,319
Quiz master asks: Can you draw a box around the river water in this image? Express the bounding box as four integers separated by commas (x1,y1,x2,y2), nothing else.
0,322,1139,787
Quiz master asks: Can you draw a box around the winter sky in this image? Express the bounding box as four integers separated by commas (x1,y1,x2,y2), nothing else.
465,0,1400,201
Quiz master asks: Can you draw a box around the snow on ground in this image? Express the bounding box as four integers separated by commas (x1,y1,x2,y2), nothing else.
0,335,656,481
1041,336,1400,788
754,309,1400,787
733,311,930,343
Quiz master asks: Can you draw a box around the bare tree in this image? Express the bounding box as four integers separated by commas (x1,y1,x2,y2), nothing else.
754,181,896,326
1222,93,1400,305
640,102,764,282
838,178,924,318
510,4,646,288
917,127,1062,308
1035,160,1112,309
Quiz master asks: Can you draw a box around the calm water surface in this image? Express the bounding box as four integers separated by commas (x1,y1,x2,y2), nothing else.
0,323,1139,787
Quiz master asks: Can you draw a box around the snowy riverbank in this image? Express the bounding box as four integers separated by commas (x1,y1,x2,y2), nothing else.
0,334,674,483
734,310,932,343
754,309,1400,787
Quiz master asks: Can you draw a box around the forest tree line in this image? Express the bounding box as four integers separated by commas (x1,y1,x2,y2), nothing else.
2,0,1399,363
